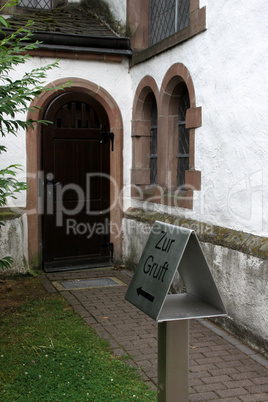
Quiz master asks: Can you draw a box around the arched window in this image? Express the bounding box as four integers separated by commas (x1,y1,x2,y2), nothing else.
150,98,158,184
131,77,159,189
177,88,190,187
131,65,201,208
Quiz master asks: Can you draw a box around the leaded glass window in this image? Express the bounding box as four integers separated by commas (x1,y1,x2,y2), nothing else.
149,0,190,46
150,99,158,184
18,0,53,10
177,89,190,187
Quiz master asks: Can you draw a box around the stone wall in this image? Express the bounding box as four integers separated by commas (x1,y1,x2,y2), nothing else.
0,209,28,276
122,208,268,357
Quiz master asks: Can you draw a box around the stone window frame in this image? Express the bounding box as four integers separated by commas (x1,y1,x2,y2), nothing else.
177,86,190,188
131,76,159,199
127,0,206,66
131,63,201,209
150,97,158,184
149,0,190,47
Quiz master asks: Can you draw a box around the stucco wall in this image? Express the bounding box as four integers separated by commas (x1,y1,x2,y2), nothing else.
129,0,268,238
0,212,28,275
202,242,268,352
0,55,132,271
122,214,268,356
0,56,132,210
3,0,267,239
103,0,126,25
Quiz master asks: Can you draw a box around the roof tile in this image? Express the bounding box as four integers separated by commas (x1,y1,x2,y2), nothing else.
8,4,119,38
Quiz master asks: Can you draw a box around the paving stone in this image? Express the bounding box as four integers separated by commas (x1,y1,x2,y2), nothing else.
224,379,254,389
110,347,125,357
190,370,214,379
190,363,219,372
61,292,80,305
189,391,219,400
42,268,268,400
240,394,268,401
217,387,249,398
215,359,246,369
193,382,227,393
83,316,98,326
252,376,268,385
189,378,204,387
209,367,239,377
244,384,268,394
202,374,232,384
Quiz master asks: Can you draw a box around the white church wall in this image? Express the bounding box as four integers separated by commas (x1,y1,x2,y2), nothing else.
103,0,126,26
0,56,132,210
122,0,268,355
0,55,132,273
129,0,268,238
122,214,268,356
0,212,28,275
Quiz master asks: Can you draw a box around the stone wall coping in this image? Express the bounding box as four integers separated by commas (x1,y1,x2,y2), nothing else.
0,207,25,221
124,208,268,260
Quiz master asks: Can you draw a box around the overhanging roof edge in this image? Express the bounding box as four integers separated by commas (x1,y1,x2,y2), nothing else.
1,28,131,53
32,42,132,56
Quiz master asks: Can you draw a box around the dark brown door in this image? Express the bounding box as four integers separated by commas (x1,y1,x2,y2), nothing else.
42,92,111,271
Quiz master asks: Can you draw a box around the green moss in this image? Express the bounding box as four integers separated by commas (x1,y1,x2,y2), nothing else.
30,253,42,270
82,0,126,35
40,18,56,23
0,210,22,221
124,208,268,260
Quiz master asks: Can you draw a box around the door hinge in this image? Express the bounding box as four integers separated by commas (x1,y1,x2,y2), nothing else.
101,132,114,151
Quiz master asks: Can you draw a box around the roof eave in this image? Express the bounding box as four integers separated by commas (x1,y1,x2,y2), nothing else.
2,29,132,55
34,42,132,56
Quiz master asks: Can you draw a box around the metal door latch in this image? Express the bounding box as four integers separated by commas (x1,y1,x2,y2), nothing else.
101,132,114,151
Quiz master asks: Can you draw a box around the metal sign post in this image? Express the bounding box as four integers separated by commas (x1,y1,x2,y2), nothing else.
125,221,227,401
158,320,189,401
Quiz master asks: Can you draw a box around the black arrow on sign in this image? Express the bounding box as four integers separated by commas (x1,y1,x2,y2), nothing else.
137,287,155,302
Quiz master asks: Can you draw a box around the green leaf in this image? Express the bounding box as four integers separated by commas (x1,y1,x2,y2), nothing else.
0,15,10,28
2,0,18,8
0,256,13,270
0,2,71,211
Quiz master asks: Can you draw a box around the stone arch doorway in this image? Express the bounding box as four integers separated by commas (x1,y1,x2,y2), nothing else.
26,78,123,270
42,91,111,271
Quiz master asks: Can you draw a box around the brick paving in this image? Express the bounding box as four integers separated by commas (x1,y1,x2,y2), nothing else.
40,267,268,401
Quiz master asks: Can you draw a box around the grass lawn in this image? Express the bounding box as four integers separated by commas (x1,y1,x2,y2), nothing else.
0,276,156,401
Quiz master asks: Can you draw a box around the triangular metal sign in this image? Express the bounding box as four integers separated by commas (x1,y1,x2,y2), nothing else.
125,221,227,322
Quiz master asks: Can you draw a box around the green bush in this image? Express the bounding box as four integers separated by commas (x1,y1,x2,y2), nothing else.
0,1,69,269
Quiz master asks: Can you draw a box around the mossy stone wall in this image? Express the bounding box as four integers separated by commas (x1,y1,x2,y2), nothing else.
123,208,268,357
0,209,28,276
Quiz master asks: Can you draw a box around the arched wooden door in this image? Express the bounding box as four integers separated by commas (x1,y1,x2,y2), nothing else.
42,92,111,271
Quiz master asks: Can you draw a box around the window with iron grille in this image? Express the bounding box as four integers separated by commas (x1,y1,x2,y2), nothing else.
149,0,190,46
177,89,190,187
18,0,53,10
150,99,158,184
